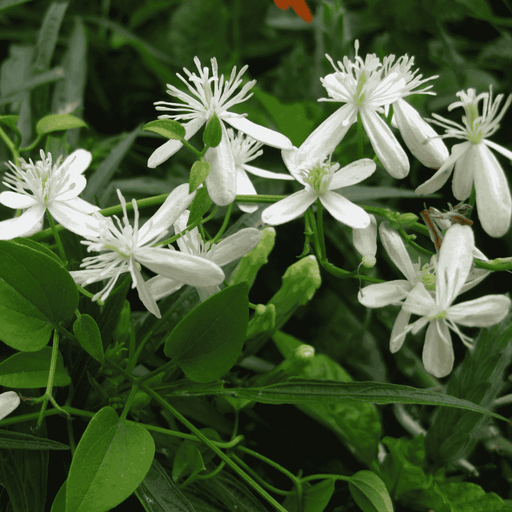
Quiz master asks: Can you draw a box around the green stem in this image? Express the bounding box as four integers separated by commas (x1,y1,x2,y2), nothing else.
0,125,20,166
357,111,364,159
211,203,233,243
235,194,287,203
181,138,202,158
19,134,43,153
46,210,68,266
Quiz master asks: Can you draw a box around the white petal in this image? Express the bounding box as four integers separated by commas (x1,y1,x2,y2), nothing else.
393,98,448,169
379,222,416,282
330,159,376,189
296,104,357,169
146,274,185,301
448,295,511,327
422,320,454,378
243,164,295,180
0,206,45,240
320,191,370,228
353,214,377,258
452,145,475,200
0,391,20,421
130,259,161,318
205,123,236,206
261,189,317,225
281,147,305,183
415,142,470,196
235,167,259,214
360,108,409,179
402,282,437,317
211,228,261,267
0,191,37,209
138,183,195,246
389,307,412,353
70,266,123,286
473,144,512,237
64,196,100,214
49,202,103,238
62,149,92,177
147,117,204,168
224,116,292,149
136,247,225,288
57,175,87,201
485,139,512,161
435,224,474,308
358,280,412,308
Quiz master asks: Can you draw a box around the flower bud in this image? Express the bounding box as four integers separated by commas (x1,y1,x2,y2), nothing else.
353,214,377,268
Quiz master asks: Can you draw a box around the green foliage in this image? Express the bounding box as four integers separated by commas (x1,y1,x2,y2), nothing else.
203,112,222,148
73,313,104,364
189,160,211,193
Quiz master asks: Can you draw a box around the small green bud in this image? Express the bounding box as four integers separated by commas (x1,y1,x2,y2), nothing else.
295,344,315,360
399,213,419,227
362,255,376,268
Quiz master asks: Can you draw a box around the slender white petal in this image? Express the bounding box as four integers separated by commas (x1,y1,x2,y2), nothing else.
57,175,87,201
138,183,195,246
0,206,45,240
0,191,37,209
147,117,204,168
296,104,357,168
225,116,292,149
65,196,100,214
70,267,121,286
63,149,92,177
136,247,225,288
402,282,438,317
422,320,454,378
243,164,295,180
358,280,412,308
353,214,377,263
379,223,417,282
448,295,511,327
390,307,413,353
130,260,161,318
393,97,448,169
146,275,185,301
49,202,103,239
330,159,376,189
261,189,317,225
205,122,237,206
435,225,474,309
0,391,20,421
235,167,259,214
484,138,512,161
360,108,409,179
415,142,470,196
320,191,370,228
473,144,512,237
211,228,261,267
281,147,305,184
452,145,476,200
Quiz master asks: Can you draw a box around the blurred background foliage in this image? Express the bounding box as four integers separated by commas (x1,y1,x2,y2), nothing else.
1,0,512,510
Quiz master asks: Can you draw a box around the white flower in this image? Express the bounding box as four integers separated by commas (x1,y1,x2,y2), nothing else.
391,224,510,378
147,57,292,205
69,184,225,318
147,210,261,302
224,128,295,213
0,149,100,240
353,214,377,268
261,147,375,228
296,41,437,178
416,87,512,237
0,391,20,421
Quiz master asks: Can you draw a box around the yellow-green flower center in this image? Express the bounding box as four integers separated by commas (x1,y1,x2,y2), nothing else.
303,164,333,194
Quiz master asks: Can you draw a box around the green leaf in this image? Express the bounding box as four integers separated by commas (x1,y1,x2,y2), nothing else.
35,114,87,136
73,314,104,364
303,479,335,512
50,480,66,512
66,406,155,512
348,471,393,512
172,443,205,482
0,429,70,450
135,458,195,512
0,240,78,351
164,282,249,383
203,113,222,148
10,237,63,264
143,119,186,140
0,114,22,142
189,160,211,193
0,347,70,388
188,186,213,226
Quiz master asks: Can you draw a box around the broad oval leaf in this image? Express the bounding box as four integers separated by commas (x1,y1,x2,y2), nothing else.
36,114,87,135
0,346,70,388
348,471,393,512
66,406,155,512
73,314,104,364
143,119,186,140
189,160,210,193
164,282,249,383
0,240,78,351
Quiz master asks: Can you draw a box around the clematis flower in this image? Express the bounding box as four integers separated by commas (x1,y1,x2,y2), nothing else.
296,41,437,178
391,224,510,378
147,210,261,302
416,87,512,237
353,214,377,268
225,128,295,214
0,391,20,421
147,57,292,206
262,147,375,228
69,184,225,318
0,149,101,240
